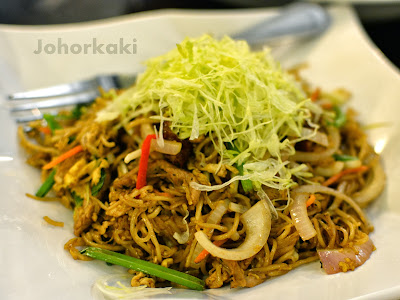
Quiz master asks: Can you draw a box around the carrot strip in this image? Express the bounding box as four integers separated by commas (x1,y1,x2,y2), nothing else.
136,134,157,190
322,165,369,187
42,145,83,170
155,191,173,198
310,87,320,102
306,194,316,208
39,127,52,135
321,102,333,110
194,239,228,264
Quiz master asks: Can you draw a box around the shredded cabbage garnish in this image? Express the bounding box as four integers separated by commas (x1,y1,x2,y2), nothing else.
97,34,314,190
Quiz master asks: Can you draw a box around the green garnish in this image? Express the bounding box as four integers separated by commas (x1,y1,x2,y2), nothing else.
35,169,57,197
236,163,253,192
91,168,106,196
71,191,83,207
333,154,358,161
227,143,253,192
81,247,205,290
43,114,62,134
70,103,87,119
332,106,346,128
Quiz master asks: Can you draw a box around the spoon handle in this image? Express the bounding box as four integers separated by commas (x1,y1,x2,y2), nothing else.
232,2,331,45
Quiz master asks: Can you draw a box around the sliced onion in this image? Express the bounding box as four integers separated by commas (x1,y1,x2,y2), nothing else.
315,161,344,177
344,159,362,169
194,200,271,261
151,139,181,155
301,127,329,147
291,126,340,162
353,161,386,207
124,149,142,164
206,200,230,226
191,200,229,267
294,185,369,225
290,192,317,241
229,202,248,214
318,238,374,274
124,140,182,164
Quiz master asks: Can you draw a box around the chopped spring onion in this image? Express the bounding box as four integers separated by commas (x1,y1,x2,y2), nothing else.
81,247,205,290
333,154,358,161
236,162,253,193
226,143,253,192
332,106,346,128
43,114,62,134
35,169,57,197
91,168,106,196
70,104,87,119
71,191,83,207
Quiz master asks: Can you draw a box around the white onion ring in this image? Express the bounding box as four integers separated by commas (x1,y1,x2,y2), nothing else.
318,238,374,274
194,200,271,261
290,192,317,241
353,160,386,207
294,185,368,225
150,139,182,155
315,161,344,177
191,200,229,267
291,126,340,162
124,140,182,164
301,127,329,147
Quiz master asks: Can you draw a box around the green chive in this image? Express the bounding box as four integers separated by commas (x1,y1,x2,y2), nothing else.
71,191,83,207
226,143,253,193
81,247,205,290
333,154,358,161
332,106,346,128
236,163,253,193
43,114,62,134
91,169,106,196
35,169,57,197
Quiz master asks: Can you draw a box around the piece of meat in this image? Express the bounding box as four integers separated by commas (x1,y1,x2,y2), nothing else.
317,238,375,274
73,198,95,236
147,160,200,205
205,263,230,289
244,272,267,288
163,124,192,168
106,199,132,218
223,260,247,288
112,168,137,189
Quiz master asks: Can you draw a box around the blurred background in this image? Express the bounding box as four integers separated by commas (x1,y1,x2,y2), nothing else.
0,0,399,69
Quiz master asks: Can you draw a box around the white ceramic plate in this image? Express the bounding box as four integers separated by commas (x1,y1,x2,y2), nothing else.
1,5,400,300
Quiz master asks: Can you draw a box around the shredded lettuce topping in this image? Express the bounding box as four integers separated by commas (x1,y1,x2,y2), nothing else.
97,34,314,190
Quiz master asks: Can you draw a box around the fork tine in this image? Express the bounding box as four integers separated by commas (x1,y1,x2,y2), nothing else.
9,90,98,112
8,78,97,100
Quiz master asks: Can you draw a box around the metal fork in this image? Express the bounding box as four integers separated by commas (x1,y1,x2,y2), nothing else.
6,2,330,123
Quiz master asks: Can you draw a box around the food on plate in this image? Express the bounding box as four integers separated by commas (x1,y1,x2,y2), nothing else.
19,34,385,289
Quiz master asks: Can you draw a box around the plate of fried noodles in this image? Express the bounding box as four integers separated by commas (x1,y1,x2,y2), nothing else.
1,4,400,300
